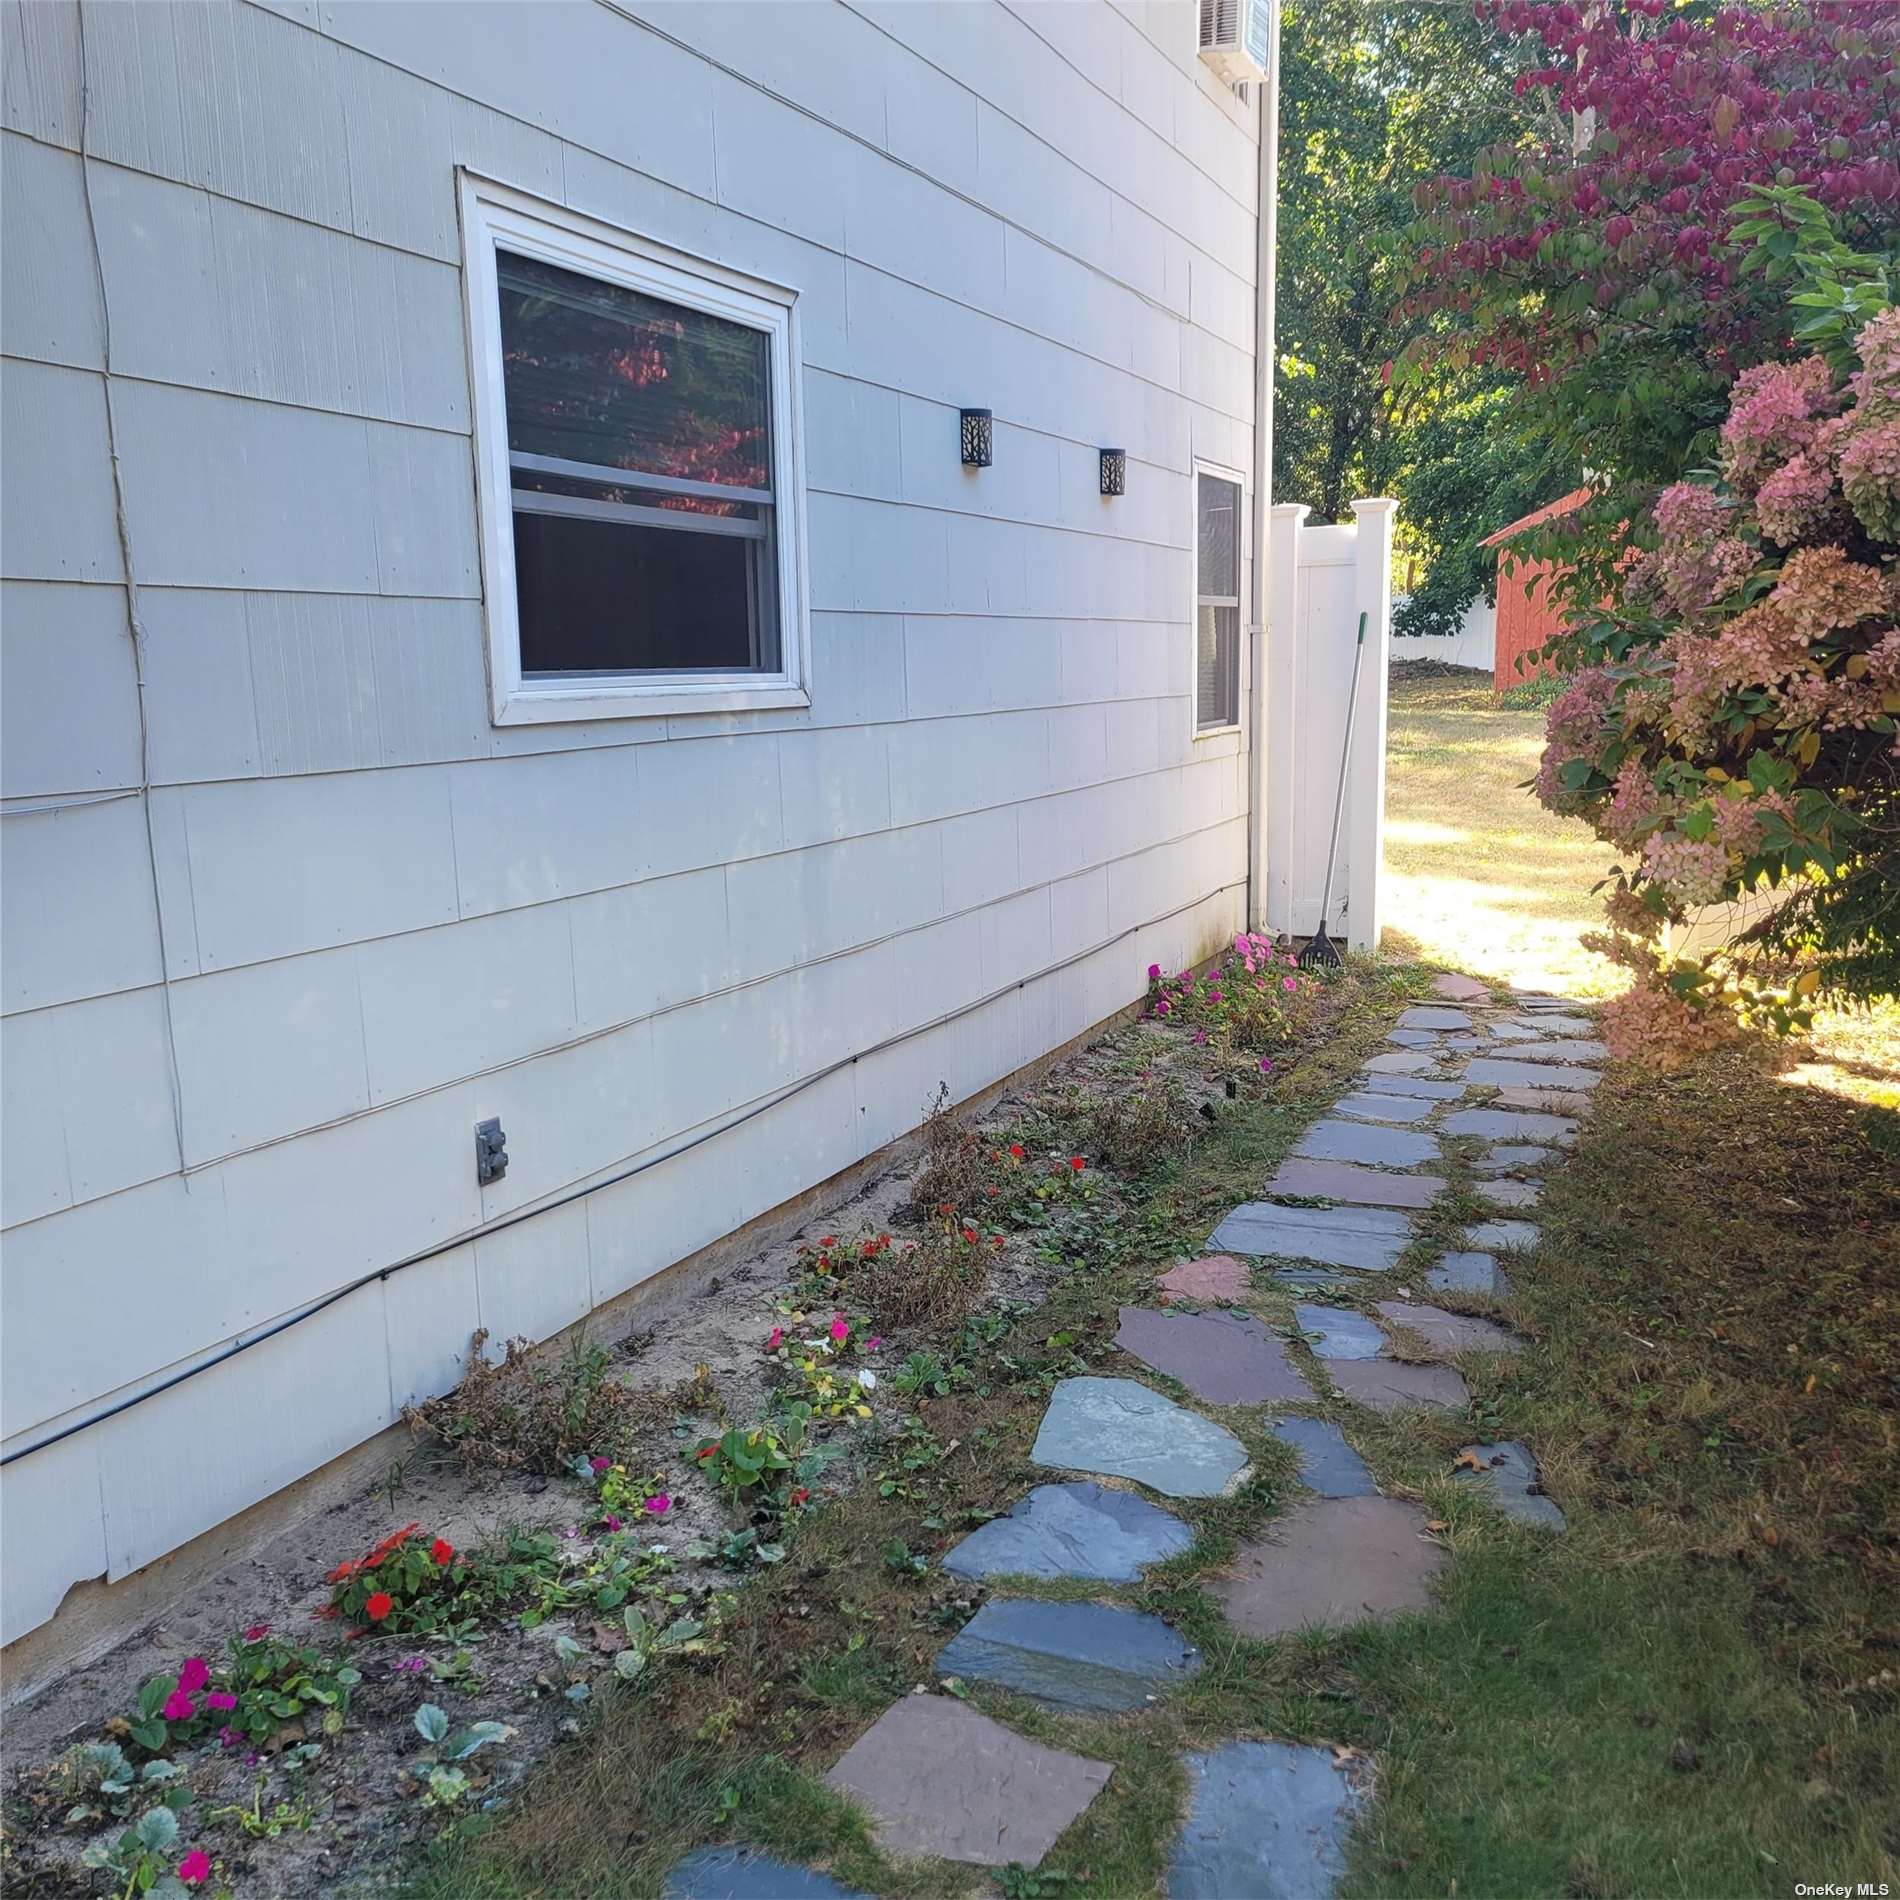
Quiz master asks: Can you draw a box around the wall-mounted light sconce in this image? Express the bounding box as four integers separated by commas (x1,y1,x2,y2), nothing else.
959,407,993,468
1099,447,1126,496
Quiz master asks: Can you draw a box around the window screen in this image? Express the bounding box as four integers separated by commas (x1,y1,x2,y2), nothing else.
495,249,780,678
1195,474,1241,730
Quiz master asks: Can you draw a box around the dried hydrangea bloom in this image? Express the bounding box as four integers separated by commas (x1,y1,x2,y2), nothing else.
1719,354,1839,494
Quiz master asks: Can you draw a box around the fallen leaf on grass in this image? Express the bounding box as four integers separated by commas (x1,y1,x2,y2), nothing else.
1423,1519,1451,1536
1451,1450,1488,1474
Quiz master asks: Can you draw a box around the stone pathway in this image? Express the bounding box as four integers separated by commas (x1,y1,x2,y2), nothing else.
682,978,1603,1895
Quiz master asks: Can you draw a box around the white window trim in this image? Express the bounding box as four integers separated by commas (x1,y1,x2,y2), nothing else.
1192,458,1247,740
459,173,813,725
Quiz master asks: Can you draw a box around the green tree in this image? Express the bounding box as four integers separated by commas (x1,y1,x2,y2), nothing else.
1274,0,1571,626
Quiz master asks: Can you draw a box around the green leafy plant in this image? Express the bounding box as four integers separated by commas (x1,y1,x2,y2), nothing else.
999,1864,1084,1897
327,1523,563,1637
79,1803,209,1897
688,1527,786,1569
880,1537,928,1579
692,1404,829,1513
51,1745,187,1829
876,1415,947,1502
215,1631,361,1748
890,1348,957,1397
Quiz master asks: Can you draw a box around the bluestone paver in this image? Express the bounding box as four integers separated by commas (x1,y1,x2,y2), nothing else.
935,1599,1201,1712
1293,1119,1440,1170
1115,1306,1313,1404
1376,1299,1523,1356
1211,1496,1447,1636
1475,1178,1540,1209
1033,1377,1249,1498
1428,1251,1513,1297
1454,1441,1566,1530
825,1696,1109,1867
1494,1085,1594,1114
1385,1027,1442,1049
664,1848,866,1900
1465,1057,1601,1091
1363,1050,1441,1074
1398,1005,1473,1030
1156,1253,1251,1303
942,1481,1193,1582
1514,1009,1594,1032
1431,972,1490,1002
1210,1200,1413,1272
1470,1144,1550,1174
1294,1303,1384,1360
1465,1218,1541,1253
1442,1107,1576,1142
1265,1158,1445,1211
1269,1416,1377,1498
1505,1037,1609,1064
1328,1357,1470,1412
1333,1090,1435,1125
1359,1072,1466,1100
1169,1740,1365,1900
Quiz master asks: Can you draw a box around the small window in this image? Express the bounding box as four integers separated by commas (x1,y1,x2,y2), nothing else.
1195,470,1242,731
462,179,809,723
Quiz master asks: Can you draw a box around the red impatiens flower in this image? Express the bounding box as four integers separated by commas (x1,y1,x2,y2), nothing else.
1008,1143,1025,1159
242,1624,271,1643
790,1486,810,1506
430,1538,454,1566
1069,1155,1086,1172
696,1444,718,1461
820,1235,838,1248
364,1592,394,1623
960,1226,979,1245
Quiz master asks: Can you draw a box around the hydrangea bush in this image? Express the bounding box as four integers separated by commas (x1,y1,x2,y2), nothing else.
1536,292,1898,1064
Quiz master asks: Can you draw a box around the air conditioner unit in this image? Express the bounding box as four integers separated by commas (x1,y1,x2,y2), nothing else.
1198,0,1271,87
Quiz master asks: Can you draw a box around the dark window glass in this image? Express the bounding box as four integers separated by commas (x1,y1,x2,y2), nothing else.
1196,475,1241,730
495,248,779,678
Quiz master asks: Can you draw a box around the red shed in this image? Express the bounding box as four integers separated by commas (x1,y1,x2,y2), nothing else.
1480,487,1592,691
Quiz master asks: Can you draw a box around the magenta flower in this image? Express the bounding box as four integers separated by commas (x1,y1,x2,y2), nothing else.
1208,988,1223,1003
177,1657,211,1694
602,1513,624,1532
393,1655,429,1675
205,1690,238,1712
766,1327,784,1352
162,1690,196,1722
242,1624,271,1643
644,1494,671,1514
1146,962,1161,981
830,1316,849,1343
179,1850,212,1888
1260,1057,1274,1073
589,1455,612,1475
1155,1000,1171,1017
1192,1030,1209,1046
1282,975,1298,992
218,1726,242,1749
865,1336,883,1351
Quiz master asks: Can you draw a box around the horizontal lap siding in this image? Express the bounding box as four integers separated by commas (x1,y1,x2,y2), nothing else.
0,0,1255,1643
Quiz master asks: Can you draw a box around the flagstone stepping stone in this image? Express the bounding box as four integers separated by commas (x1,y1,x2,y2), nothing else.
1272,1268,1356,1292
1333,1089,1435,1126
1475,1178,1540,1209
1428,1251,1513,1298
1327,1358,1469,1412
943,1481,1193,1583
1360,1071,1465,1100
664,1847,867,1900
1442,1107,1576,1142
1033,1377,1248,1498
1293,1303,1384,1360
1470,1144,1549,1174
1514,1010,1594,1033
936,1599,1202,1713
1210,1200,1413,1272
1431,972,1491,1002
825,1695,1109,1868
1156,1253,1252,1303
1376,1299,1523,1356
1494,1086,1593,1115
1398,1005,1472,1030
1115,1306,1313,1404
1465,1057,1601,1091
1269,1416,1377,1498
1211,1496,1447,1636
1465,1218,1540,1252
1293,1119,1440,1170
1363,1049,1440,1074
1503,1036,1609,1063
1385,1027,1441,1048
1265,1158,1445,1211
1483,1019,1546,1040
1170,1739,1365,1900
1443,1033,1488,1052
1454,1441,1566,1530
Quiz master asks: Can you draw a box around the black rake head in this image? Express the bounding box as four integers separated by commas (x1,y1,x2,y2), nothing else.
1297,928,1344,970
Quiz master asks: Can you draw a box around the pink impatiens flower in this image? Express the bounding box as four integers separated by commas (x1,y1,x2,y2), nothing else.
1155,1000,1171,1017
179,1850,212,1888
865,1336,883,1351
1282,975,1298,993
1146,962,1161,981
177,1657,211,1694
242,1624,271,1643
830,1316,850,1343
766,1327,784,1352
162,1690,196,1722
589,1455,612,1475
205,1691,238,1712
644,1494,671,1515
602,1514,624,1532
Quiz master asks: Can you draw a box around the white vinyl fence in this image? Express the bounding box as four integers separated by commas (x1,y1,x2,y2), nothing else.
1263,500,1395,952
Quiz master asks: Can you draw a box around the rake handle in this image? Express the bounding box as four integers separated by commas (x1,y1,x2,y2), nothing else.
1313,611,1368,936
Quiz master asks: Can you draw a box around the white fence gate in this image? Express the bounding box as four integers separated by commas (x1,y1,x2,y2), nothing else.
1263,499,1395,952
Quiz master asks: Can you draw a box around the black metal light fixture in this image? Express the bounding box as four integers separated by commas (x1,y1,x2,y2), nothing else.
1099,447,1126,496
959,407,993,468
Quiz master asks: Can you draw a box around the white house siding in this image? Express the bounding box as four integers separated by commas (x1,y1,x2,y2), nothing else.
0,0,1259,1644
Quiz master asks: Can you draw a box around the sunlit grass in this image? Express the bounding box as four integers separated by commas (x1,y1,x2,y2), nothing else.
1384,673,1619,997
